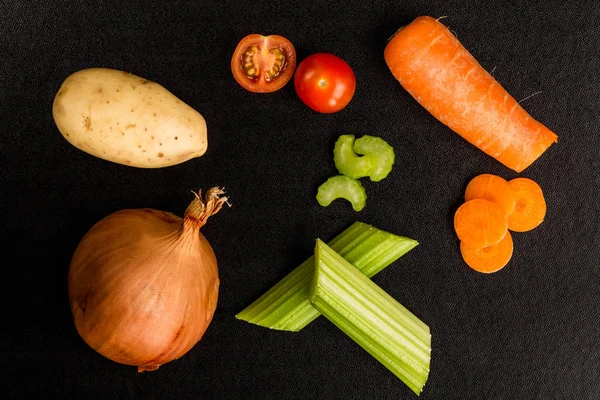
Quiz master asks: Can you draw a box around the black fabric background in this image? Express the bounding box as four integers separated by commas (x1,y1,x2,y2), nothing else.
1,0,599,399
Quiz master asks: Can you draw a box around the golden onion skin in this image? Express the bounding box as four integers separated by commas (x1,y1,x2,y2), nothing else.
68,189,226,371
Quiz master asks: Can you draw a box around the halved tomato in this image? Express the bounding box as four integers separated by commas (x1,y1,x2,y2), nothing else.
231,34,296,93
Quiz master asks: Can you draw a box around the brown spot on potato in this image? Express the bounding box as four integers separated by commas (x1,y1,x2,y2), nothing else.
121,132,125,136
97,87,103,93
125,124,136,129
138,145,142,148
153,113,157,117
140,80,150,85
54,104,66,116
159,143,162,146
56,88,67,97
144,128,148,132
151,136,154,139
106,100,110,104
158,152,164,158
84,116,91,130
175,136,178,140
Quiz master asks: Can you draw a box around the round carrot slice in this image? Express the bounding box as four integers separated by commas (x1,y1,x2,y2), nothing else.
465,174,516,216
460,231,514,273
454,199,508,248
507,178,547,232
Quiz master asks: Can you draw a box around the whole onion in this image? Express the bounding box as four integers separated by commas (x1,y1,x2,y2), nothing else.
68,188,228,371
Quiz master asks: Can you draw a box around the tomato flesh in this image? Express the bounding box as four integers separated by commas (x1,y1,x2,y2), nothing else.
294,53,356,113
231,34,296,93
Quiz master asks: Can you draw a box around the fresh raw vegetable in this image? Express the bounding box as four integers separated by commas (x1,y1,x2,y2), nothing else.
231,34,296,93
294,53,356,113
333,134,396,181
333,135,377,179
353,135,396,182
454,175,547,272
454,199,508,248
507,178,547,232
465,174,516,216
320,135,394,210
236,222,418,331
310,240,431,395
68,188,228,372
384,16,558,173
460,231,514,273
52,68,208,168
316,175,367,211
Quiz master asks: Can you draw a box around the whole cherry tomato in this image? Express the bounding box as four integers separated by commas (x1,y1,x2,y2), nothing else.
231,34,296,93
293,53,356,113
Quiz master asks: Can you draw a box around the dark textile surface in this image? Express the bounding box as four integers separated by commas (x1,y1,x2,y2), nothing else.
1,0,599,399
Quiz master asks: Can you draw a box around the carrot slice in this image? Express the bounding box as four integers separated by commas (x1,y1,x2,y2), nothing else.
507,178,547,232
384,16,558,173
465,174,516,216
460,231,514,273
454,199,508,248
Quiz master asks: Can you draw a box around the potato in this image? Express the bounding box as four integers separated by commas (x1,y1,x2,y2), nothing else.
52,68,207,168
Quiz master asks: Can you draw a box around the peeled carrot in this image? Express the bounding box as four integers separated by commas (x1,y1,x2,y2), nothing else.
454,199,508,248
465,174,516,216
384,16,558,173
460,231,513,273
507,178,547,232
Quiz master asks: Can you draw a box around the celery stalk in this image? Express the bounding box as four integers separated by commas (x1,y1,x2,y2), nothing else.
235,222,418,331
309,239,431,395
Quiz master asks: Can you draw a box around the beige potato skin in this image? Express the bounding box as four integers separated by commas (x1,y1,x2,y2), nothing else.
52,68,207,168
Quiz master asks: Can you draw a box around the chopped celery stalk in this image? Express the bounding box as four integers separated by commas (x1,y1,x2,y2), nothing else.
316,175,366,211
309,240,431,395
333,134,376,179
235,222,419,331
354,135,395,182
